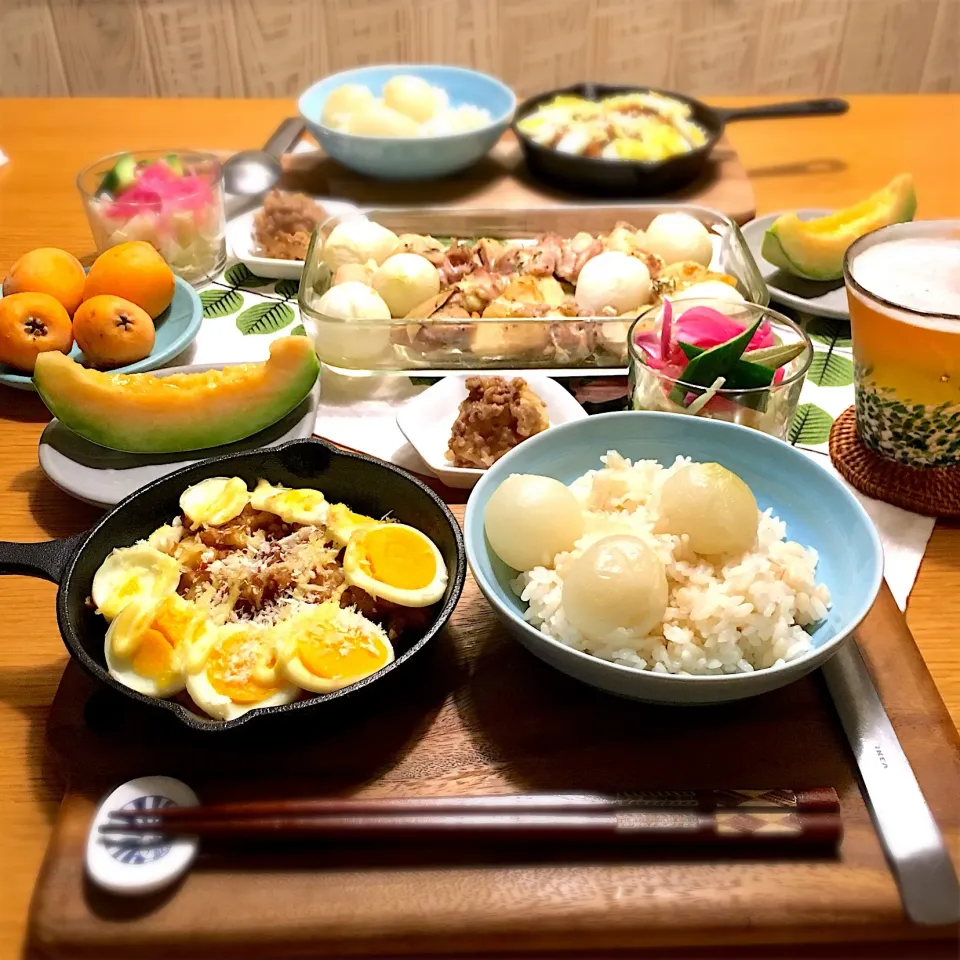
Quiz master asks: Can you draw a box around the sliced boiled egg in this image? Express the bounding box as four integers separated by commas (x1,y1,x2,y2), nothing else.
145,520,183,554
325,502,380,549
104,593,205,698
343,523,447,607
185,623,299,721
92,545,181,621
277,601,394,693
179,476,249,527
250,479,328,526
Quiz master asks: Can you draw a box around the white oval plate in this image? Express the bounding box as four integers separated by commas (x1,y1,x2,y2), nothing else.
226,198,360,280
39,362,320,508
396,374,588,489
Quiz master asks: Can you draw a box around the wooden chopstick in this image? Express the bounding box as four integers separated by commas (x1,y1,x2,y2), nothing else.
107,788,839,823
100,809,842,849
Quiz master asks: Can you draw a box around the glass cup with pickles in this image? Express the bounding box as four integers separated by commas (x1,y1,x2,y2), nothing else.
628,298,812,440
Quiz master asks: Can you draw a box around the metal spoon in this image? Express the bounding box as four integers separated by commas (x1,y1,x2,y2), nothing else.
222,118,305,220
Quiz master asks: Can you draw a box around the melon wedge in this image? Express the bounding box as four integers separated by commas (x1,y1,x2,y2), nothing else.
761,173,917,282
33,336,319,453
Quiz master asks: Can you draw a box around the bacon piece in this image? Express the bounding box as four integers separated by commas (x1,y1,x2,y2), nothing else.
556,231,602,283
438,240,478,285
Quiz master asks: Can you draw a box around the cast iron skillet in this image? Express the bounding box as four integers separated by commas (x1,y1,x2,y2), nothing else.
513,83,849,195
0,438,466,732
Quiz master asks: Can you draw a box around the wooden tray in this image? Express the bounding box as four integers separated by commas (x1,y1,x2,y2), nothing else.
279,134,757,225
26,505,960,958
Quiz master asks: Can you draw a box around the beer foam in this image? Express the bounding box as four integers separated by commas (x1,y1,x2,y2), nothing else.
851,237,960,316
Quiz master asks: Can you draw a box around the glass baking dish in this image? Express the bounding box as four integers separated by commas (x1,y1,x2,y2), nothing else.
299,204,767,373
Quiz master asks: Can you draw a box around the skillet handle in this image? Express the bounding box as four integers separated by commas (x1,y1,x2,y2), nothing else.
0,533,85,584
715,98,849,123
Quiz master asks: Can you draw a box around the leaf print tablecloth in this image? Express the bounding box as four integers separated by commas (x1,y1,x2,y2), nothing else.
183,262,933,609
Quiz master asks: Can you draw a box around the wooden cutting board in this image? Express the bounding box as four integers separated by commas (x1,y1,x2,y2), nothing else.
26,507,960,959
279,134,757,225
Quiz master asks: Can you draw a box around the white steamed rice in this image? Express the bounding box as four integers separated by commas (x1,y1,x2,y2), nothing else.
512,451,831,676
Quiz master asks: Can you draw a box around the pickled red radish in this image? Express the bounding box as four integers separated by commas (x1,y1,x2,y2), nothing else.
86,155,224,283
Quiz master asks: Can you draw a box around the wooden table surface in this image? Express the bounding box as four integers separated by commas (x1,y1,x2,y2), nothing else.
0,95,958,959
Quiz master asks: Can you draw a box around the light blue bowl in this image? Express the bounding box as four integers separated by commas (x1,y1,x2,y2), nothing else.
298,65,516,181
465,412,883,705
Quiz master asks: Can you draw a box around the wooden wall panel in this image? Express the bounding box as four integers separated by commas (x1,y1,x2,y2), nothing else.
48,0,156,96
920,0,960,93
1,0,956,97
674,0,762,94
754,0,847,95
832,0,939,93
232,0,328,97
141,0,244,97
589,0,676,90
0,0,68,96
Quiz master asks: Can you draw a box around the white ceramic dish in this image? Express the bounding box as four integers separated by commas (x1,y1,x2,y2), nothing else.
396,374,588,489
38,363,320,508
226,199,360,280
741,210,849,320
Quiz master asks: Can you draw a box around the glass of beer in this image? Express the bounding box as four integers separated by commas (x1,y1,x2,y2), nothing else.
843,221,960,467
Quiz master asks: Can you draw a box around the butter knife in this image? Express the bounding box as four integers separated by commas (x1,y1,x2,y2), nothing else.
823,638,960,925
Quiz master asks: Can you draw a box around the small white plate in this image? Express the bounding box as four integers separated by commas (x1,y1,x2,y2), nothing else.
397,374,588,489
39,362,320,508
227,199,360,280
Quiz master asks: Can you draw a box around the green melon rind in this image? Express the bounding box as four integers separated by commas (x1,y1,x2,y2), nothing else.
761,180,917,282
34,349,319,454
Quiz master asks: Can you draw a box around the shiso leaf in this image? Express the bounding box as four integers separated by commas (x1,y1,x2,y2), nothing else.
668,316,763,404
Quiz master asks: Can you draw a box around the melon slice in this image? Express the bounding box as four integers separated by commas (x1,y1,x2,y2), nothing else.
761,174,916,282
33,336,319,453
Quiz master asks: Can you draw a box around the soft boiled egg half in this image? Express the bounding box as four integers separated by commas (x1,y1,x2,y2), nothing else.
180,476,249,527
105,593,206,698
343,523,447,607
251,479,328,526
325,502,381,549
185,623,299,721
278,601,394,693
92,545,181,621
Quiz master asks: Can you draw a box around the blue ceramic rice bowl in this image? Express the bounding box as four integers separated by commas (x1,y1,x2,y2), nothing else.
465,411,883,705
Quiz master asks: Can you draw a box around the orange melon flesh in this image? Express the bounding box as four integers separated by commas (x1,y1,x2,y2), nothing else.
761,173,917,281
33,336,319,453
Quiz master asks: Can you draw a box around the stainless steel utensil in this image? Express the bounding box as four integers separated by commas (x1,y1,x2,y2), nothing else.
223,117,305,220
824,639,960,925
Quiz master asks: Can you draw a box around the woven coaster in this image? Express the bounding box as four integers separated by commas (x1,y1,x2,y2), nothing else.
829,406,960,518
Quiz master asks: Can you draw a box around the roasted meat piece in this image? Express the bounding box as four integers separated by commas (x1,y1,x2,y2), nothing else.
253,190,326,261
446,376,549,468
438,240,478,285
556,231,603,283
339,585,433,641
516,232,563,277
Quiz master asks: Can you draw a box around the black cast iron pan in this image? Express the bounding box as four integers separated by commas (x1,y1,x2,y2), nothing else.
0,438,466,732
513,83,849,195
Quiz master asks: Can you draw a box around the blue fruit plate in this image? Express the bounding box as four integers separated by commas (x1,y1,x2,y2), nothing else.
0,276,202,392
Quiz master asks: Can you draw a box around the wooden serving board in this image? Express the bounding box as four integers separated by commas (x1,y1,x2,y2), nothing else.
279,134,757,225
26,507,960,958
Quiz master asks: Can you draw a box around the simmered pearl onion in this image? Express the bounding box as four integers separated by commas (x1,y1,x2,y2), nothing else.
484,474,584,571
562,535,667,642
655,463,758,556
